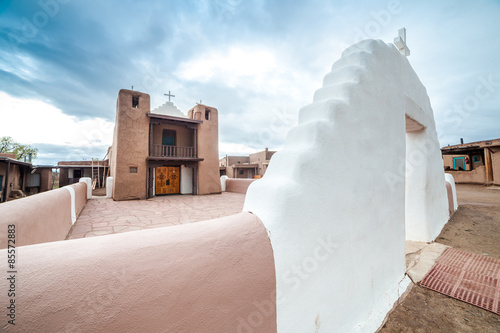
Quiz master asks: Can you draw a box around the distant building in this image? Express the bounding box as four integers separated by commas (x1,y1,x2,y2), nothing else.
441,138,500,185
107,89,221,200
0,153,53,202
57,160,109,188
220,148,276,178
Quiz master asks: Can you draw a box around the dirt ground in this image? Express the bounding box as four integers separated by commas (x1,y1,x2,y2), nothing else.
92,187,106,196
380,184,500,333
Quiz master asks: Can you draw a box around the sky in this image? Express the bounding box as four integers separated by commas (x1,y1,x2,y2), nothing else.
0,0,499,165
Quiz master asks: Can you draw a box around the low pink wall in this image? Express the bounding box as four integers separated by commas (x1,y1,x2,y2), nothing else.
0,212,276,332
0,183,87,249
226,178,257,194
73,182,87,217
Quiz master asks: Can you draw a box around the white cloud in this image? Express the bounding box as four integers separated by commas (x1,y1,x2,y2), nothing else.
175,46,277,87
0,92,114,148
219,142,259,157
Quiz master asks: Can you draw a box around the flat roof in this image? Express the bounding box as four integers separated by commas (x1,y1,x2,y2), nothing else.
0,156,33,167
57,165,107,168
442,138,500,150
148,113,203,124
441,146,484,155
233,164,259,169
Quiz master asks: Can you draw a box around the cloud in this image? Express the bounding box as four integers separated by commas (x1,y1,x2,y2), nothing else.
0,0,499,165
0,92,112,164
175,46,277,86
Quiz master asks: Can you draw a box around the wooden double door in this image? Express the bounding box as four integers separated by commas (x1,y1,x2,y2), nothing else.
155,166,180,195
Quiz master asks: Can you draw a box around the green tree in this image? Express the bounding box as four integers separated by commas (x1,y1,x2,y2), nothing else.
0,136,38,161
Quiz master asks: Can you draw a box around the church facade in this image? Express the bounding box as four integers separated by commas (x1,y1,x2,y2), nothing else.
109,89,221,201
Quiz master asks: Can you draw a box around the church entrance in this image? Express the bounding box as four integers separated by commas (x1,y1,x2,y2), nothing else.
155,166,180,195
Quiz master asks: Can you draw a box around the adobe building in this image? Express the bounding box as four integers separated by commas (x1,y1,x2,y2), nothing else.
220,148,276,178
441,138,500,185
108,89,221,201
57,160,109,188
0,153,53,202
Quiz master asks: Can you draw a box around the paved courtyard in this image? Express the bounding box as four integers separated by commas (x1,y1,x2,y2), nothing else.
67,192,246,239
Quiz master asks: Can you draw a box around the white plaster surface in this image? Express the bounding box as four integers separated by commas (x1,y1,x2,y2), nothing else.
404,98,450,242
106,177,113,198
405,241,450,283
445,173,458,211
150,101,186,118
180,166,193,194
63,186,76,224
244,39,449,332
79,177,92,199
220,175,228,192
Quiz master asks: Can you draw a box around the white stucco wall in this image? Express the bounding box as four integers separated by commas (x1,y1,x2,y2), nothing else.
445,173,458,211
220,175,228,192
79,178,92,199
180,165,193,194
245,39,447,332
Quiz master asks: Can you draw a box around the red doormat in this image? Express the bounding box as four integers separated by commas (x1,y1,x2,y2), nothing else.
420,248,500,315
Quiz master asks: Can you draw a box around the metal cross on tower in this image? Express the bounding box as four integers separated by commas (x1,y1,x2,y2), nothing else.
394,28,410,56
164,91,175,102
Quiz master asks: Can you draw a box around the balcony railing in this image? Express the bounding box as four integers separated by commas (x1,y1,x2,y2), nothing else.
152,145,196,158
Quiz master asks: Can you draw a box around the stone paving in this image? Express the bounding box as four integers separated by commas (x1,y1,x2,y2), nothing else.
67,192,245,239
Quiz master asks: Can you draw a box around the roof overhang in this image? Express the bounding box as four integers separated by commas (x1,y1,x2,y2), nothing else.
441,146,483,155
233,164,259,169
147,157,204,162
148,113,202,124
0,157,33,167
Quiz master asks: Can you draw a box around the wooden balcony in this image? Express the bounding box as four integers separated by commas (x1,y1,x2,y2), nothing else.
152,145,196,158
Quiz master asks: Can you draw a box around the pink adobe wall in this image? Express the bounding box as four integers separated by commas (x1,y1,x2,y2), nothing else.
226,178,257,194
73,182,87,217
0,212,276,332
0,182,87,249
447,165,486,184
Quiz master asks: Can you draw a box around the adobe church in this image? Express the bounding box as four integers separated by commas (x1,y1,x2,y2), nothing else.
108,89,221,201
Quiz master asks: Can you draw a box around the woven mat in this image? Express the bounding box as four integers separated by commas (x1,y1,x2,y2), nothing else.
420,248,500,315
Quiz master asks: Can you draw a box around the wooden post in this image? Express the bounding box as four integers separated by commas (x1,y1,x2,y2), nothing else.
149,122,153,157
3,160,10,202
194,127,198,158
484,148,493,183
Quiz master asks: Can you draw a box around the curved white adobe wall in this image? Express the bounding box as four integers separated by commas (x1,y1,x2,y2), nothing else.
445,173,458,211
244,39,448,332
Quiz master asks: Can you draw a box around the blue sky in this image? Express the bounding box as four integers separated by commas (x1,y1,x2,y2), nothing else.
0,0,499,165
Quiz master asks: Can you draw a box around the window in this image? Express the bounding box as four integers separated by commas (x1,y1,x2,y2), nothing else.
453,157,465,170
239,170,244,175
473,156,481,163
162,129,176,146
205,109,210,120
130,167,138,173
73,170,82,178
132,96,139,108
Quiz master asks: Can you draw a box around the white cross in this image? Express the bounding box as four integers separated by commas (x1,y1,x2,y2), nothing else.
394,28,410,56
164,90,175,102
